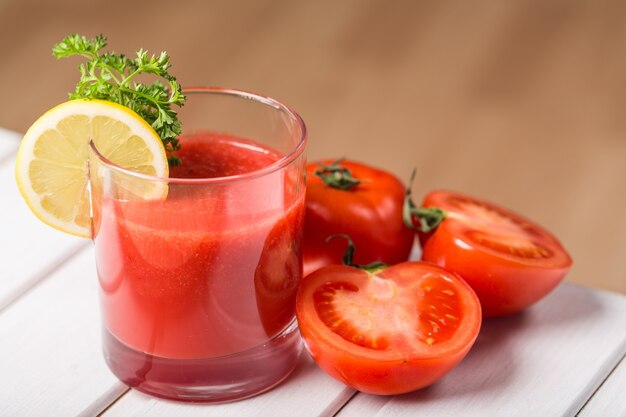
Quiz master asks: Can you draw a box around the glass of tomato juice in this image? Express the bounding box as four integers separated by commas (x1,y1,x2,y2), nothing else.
88,87,307,402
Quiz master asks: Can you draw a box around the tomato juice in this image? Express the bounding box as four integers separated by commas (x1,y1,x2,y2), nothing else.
93,132,304,401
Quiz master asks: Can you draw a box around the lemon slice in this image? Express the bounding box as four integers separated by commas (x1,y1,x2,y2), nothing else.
15,99,169,238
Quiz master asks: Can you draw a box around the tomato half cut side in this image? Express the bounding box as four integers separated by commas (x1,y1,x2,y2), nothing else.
295,262,481,395
420,190,573,317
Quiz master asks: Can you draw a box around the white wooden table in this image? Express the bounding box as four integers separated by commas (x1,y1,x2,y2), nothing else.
1,128,625,417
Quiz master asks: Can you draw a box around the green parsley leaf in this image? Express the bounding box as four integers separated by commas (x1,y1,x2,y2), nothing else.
52,34,186,166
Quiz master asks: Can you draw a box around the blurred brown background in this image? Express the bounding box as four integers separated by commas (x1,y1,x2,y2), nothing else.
1,0,625,294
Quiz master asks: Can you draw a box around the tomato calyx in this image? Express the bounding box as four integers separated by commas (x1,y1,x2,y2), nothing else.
403,169,447,233
326,234,388,273
315,158,361,191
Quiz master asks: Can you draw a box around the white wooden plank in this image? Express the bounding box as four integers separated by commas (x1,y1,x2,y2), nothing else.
0,127,20,161
103,354,354,417
0,248,125,417
0,157,87,310
578,354,626,417
333,393,386,417
338,284,626,417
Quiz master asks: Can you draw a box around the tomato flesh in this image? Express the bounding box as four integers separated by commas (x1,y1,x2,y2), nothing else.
296,262,481,395
467,230,553,260
314,281,391,350
416,275,463,345
420,190,572,317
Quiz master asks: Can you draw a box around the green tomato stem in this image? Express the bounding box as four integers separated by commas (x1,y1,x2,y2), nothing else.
403,168,448,233
315,158,361,191
326,234,388,273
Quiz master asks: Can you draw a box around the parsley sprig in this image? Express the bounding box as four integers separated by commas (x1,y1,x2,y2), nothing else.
52,34,186,166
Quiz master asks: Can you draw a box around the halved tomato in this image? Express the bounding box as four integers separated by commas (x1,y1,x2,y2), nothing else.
295,261,481,395
417,190,573,317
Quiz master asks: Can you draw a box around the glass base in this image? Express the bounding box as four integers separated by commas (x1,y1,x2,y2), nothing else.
102,319,302,403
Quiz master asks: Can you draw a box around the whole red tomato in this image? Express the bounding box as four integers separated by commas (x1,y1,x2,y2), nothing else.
254,200,304,337
303,159,414,276
296,247,482,395
407,190,573,317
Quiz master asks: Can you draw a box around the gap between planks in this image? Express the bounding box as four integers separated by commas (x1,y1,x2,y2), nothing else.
90,384,131,417
330,389,359,417
575,351,626,416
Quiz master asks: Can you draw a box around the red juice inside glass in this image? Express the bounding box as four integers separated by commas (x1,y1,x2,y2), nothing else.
90,88,307,402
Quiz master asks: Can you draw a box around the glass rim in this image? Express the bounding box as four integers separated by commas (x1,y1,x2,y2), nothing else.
88,86,307,185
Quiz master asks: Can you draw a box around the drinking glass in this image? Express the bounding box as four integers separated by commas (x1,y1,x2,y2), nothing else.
89,87,307,402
